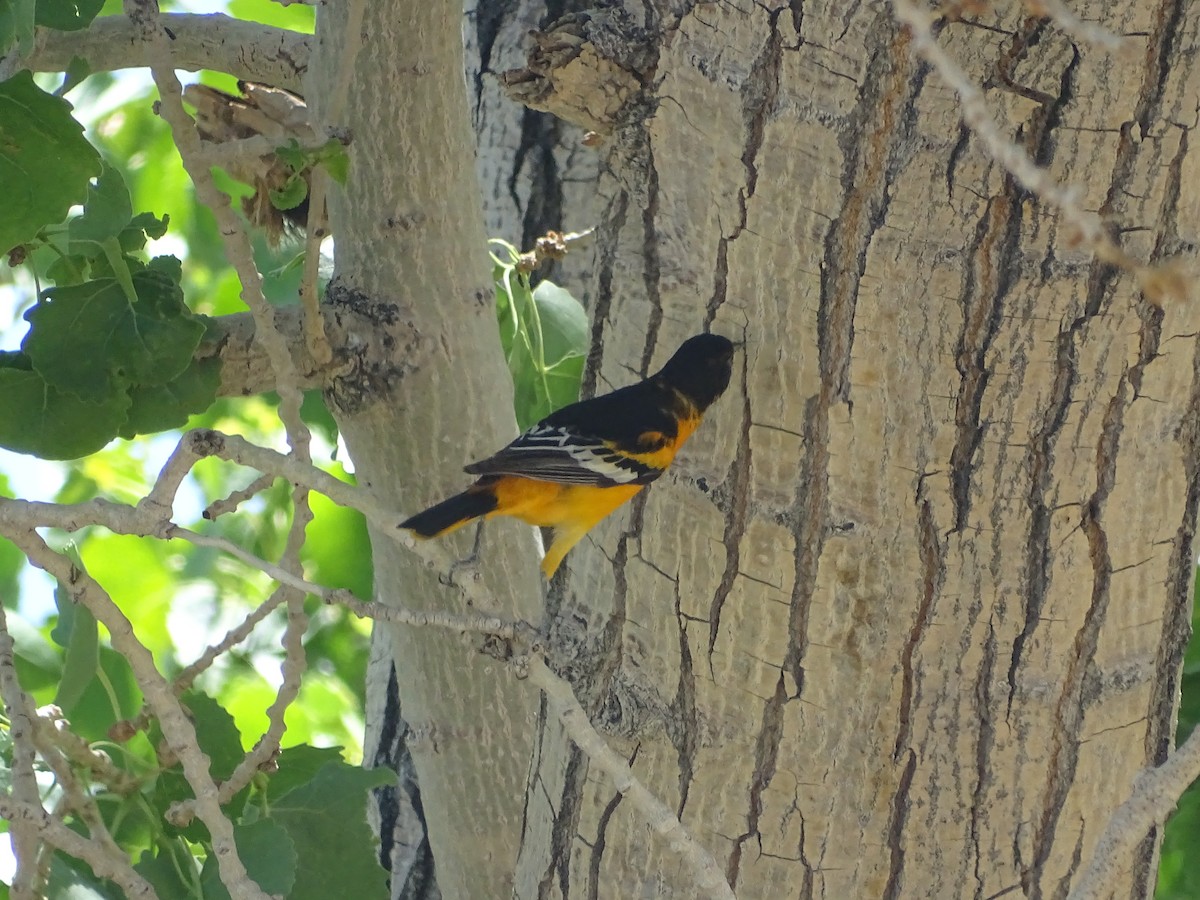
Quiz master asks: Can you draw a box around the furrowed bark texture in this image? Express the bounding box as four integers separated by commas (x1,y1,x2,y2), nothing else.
498,2,1200,898
465,0,601,288
308,3,544,898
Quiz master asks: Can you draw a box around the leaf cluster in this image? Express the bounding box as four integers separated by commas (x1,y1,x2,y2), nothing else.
491,239,587,430
0,73,219,459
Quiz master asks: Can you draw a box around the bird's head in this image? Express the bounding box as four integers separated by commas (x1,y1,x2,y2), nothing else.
656,334,735,411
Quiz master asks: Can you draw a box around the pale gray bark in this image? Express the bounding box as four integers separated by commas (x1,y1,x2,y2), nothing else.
308,3,545,898
496,2,1200,899
22,14,308,90
317,1,1200,899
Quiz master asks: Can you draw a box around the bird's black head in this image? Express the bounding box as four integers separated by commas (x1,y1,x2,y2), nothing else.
655,334,735,411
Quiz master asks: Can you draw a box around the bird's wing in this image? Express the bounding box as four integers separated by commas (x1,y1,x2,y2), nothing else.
463,422,665,486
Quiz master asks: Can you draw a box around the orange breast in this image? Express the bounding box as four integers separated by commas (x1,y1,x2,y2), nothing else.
486,477,644,530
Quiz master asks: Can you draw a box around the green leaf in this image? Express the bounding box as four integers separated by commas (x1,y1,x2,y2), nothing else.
120,354,221,439
1160,780,1200,899
134,840,200,900
181,691,244,781
6,609,61,681
0,0,37,57
24,256,203,402
265,745,345,800
118,211,169,254
315,139,349,185
35,0,104,31
61,646,141,743
45,851,114,900
275,138,305,172
0,71,101,256
53,573,99,711
69,162,133,244
531,280,588,366
269,175,307,212
55,55,91,96
0,364,129,459
199,819,296,900
492,252,587,429
270,762,395,900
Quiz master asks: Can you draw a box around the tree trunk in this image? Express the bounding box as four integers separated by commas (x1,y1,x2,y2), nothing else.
328,1,1200,897
309,3,546,898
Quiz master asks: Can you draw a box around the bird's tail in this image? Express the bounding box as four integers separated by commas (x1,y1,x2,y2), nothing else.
400,486,499,538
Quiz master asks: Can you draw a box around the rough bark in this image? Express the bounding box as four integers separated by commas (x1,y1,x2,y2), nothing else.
308,3,545,898
309,0,1200,898
492,2,1200,898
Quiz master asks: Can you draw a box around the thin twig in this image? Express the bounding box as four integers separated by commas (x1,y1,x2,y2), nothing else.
525,655,736,900
890,0,1164,292
11,531,271,900
1024,0,1126,52
1067,725,1200,899
129,0,313,461
0,796,160,899
213,519,309,805
0,598,49,900
203,473,279,521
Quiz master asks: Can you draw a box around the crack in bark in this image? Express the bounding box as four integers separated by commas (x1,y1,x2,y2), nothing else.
1001,47,1087,714
1007,326,1075,714
784,12,920,697
948,192,1021,533
639,146,664,374
583,190,629,399
1026,372,1126,896
536,748,587,900
893,489,945,760
817,14,922,404
669,582,698,818
782,393,829,696
969,621,999,899
707,6,782,326
882,749,917,900
724,671,788,890
707,345,753,662
584,747,635,900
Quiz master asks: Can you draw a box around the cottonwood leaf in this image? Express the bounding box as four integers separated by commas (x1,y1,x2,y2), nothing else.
270,761,395,900
120,354,221,439
0,71,100,254
0,361,129,459
24,256,202,402
199,819,297,900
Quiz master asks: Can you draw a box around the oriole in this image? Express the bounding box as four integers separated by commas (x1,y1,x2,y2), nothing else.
400,333,735,577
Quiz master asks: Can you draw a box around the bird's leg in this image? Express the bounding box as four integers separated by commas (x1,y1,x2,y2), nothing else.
446,521,487,585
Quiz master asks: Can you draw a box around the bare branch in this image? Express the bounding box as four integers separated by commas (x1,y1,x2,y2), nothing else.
9,531,271,900
24,14,309,91
136,10,313,463
889,0,1182,303
524,655,735,900
1068,725,1200,899
0,599,50,900
0,797,159,900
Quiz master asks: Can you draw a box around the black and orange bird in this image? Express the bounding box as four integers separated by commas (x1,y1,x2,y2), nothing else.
400,333,735,577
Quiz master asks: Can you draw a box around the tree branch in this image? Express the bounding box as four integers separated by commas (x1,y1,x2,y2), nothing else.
1068,724,1200,899
23,14,310,92
0,797,159,900
525,655,736,900
198,307,330,397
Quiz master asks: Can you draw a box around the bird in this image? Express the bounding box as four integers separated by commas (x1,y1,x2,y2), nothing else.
400,333,735,577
